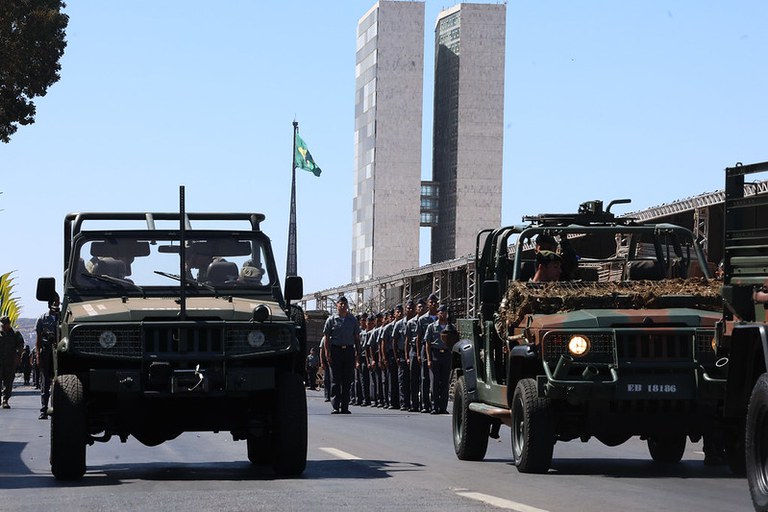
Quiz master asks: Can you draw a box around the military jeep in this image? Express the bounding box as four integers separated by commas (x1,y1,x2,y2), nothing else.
451,200,725,473
37,206,307,480
715,161,768,510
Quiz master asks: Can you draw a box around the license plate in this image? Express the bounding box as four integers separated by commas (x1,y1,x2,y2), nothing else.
617,375,694,399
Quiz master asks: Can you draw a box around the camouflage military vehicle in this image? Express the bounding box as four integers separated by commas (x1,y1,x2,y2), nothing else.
715,161,768,510
451,200,725,473
36,199,307,480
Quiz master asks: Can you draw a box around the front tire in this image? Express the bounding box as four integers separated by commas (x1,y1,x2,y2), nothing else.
510,378,554,473
272,372,307,477
746,373,768,511
647,435,686,464
50,374,87,480
452,375,490,461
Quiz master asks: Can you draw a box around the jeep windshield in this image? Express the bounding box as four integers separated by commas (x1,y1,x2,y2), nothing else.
69,233,275,296
503,224,711,283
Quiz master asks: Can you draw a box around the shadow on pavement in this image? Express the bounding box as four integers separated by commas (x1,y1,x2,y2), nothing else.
0,456,426,489
479,456,741,479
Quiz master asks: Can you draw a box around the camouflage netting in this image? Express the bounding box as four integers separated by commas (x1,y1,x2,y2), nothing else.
498,278,723,327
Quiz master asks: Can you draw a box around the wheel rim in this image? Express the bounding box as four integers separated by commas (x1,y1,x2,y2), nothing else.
453,393,464,447
512,394,525,457
756,403,768,495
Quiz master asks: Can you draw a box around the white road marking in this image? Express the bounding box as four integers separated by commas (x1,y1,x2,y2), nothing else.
318,447,362,460
318,450,548,512
454,489,550,512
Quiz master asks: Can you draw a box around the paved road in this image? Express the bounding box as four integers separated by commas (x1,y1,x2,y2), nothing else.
0,378,754,511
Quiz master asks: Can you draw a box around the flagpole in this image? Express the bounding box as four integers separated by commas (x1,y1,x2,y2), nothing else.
286,121,299,277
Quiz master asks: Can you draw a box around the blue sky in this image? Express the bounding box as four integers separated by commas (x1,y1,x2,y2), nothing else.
2,1,767,317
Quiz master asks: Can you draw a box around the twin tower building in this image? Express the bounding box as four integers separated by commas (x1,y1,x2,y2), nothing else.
352,1,506,283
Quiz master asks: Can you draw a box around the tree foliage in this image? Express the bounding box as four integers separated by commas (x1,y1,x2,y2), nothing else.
0,271,22,325
0,0,68,143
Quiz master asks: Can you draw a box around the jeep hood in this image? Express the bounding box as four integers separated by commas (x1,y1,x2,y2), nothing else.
66,297,287,323
528,308,721,331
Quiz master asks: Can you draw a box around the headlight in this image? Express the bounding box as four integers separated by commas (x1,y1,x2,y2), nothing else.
99,330,117,349
568,335,590,357
247,330,266,348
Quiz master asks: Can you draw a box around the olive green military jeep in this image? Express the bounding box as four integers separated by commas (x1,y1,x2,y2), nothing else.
715,161,768,510
37,207,307,480
451,200,725,473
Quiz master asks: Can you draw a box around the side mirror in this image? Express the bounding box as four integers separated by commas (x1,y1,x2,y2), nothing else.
284,276,303,301
36,277,57,302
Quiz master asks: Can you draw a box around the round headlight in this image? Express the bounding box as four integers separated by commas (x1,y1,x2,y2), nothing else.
247,330,266,348
568,335,590,357
99,330,117,349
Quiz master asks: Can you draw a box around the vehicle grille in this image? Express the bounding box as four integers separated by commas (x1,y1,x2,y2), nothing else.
543,330,707,362
70,327,142,357
543,332,614,361
144,326,224,354
615,331,691,360
70,323,292,357
694,331,716,354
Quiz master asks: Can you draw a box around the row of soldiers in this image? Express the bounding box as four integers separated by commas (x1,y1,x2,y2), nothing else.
321,293,457,415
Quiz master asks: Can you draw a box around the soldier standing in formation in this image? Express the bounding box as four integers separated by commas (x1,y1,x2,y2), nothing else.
327,293,455,416
354,315,371,406
405,299,424,412
305,347,319,390
424,304,453,414
36,294,60,419
367,312,384,407
382,306,401,410
393,301,413,411
0,316,24,409
322,296,360,414
417,294,439,413
20,345,32,385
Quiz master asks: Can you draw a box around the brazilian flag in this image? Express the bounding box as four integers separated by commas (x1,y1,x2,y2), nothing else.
294,134,322,177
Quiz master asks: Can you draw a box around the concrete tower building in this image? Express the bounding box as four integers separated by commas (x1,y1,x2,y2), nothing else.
352,1,425,283
430,3,505,262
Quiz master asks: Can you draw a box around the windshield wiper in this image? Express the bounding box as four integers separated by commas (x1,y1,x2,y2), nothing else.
154,271,216,292
81,273,145,293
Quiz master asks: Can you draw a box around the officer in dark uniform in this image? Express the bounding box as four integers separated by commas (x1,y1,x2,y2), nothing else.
424,304,453,414
0,316,23,409
35,294,60,419
394,300,413,411
360,314,374,406
353,315,369,406
382,305,401,410
349,314,361,405
417,294,439,412
322,296,360,414
405,299,424,412
367,312,384,407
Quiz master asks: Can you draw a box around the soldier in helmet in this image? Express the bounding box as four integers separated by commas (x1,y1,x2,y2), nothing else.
0,316,24,409
36,294,60,419
532,250,562,283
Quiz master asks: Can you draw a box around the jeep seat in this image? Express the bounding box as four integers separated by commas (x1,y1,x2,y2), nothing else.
92,258,127,279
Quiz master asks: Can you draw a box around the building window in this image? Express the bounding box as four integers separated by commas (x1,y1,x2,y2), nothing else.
420,181,439,227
